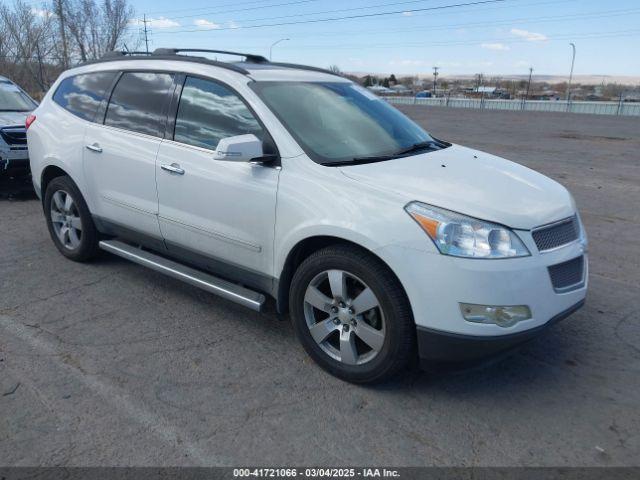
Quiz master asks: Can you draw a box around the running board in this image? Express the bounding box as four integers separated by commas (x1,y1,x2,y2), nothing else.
99,240,266,312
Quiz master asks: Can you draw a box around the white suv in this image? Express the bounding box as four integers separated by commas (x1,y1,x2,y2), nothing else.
27,49,588,383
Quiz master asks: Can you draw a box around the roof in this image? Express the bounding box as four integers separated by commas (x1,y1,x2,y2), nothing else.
78,49,347,83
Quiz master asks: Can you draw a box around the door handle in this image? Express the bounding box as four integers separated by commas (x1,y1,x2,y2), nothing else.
161,163,185,175
86,143,102,153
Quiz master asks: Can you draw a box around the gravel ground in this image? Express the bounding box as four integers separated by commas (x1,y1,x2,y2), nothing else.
1,107,639,467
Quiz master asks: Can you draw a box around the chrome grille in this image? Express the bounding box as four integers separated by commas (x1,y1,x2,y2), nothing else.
548,256,585,293
532,216,579,252
0,127,27,145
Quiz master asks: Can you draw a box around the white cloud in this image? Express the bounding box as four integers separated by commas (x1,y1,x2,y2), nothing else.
31,8,54,18
193,19,220,29
129,17,180,29
481,42,510,51
402,11,413,16
227,20,240,29
510,28,548,42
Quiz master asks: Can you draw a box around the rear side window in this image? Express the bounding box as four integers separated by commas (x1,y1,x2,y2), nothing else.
104,72,174,137
173,76,262,150
52,72,117,121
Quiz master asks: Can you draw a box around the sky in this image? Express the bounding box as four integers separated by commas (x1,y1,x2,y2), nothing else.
33,0,640,77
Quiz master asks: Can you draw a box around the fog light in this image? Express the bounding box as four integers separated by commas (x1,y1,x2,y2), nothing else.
460,303,532,328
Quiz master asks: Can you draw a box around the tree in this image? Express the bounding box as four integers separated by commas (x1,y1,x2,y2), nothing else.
328,64,342,76
0,0,135,95
63,0,134,62
0,0,57,92
389,73,397,85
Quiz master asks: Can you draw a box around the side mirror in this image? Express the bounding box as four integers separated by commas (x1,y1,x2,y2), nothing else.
213,134,264,162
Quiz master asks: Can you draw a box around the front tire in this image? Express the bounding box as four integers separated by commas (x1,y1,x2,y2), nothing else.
44,176,99,262
290,244,415,383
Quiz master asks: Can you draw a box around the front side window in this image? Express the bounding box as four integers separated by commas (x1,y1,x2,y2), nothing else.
251,81,440,164
105,72,174,137
52,72,116,121
174,76,262,150
0,80,37,112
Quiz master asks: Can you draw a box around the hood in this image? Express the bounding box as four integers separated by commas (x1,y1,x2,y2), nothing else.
0,111,29,128
339,144,575,230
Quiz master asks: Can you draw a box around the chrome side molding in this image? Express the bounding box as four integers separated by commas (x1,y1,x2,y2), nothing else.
98,240,265,312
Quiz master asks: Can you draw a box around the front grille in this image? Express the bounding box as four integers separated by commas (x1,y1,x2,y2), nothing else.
532,216,579,252
0,127,27,145
548,256,585,293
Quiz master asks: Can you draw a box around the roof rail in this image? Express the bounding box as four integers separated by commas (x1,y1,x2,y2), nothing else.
101,51,152,59
152,48,269,64
85,48,341,78
81,50,251,75
268,62,339,76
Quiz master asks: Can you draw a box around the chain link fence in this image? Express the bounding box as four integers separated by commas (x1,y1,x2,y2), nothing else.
386,96,640,116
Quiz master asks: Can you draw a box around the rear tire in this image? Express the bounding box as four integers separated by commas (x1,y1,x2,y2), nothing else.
290,244,415,383
44,175,99,262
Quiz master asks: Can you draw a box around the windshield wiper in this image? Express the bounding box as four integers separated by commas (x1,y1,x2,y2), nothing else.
394,140,440,155
345,141,439,164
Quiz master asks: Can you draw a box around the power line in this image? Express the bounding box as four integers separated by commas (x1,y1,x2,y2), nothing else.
136,0,324,22
149,27,640,50
142,0,322,17
271,28,640,49
125,0,581,32
148,0,509,34
140,0,444,23
196,6,640,40
2,29,638,62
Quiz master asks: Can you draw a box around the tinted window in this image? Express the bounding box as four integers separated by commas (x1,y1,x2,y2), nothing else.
105,72,174,137
252,82,437,164
52,72,116,121
174,77,262,150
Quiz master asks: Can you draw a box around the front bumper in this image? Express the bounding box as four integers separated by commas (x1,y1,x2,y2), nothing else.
416,299,584,363
375,227,588,363
1,149,30,179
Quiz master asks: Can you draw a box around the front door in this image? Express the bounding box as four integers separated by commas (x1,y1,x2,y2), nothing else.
156,76,280,284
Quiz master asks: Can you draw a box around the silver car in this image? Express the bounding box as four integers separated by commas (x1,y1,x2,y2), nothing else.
0,76,37,184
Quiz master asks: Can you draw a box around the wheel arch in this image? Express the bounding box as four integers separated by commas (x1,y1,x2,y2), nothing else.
40,165,70,202
276,235,407,315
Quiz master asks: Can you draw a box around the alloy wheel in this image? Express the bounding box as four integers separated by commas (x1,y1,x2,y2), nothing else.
50,190,82,250
303,269,386,366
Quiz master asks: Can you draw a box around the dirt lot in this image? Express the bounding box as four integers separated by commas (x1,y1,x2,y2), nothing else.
1,107,639,466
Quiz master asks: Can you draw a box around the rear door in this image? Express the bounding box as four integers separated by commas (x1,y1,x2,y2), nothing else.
83,71,175,239
156,75,280,285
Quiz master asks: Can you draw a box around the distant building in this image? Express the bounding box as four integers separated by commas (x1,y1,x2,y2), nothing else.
473,86,496,94
390,84,411,94
367,85,394,94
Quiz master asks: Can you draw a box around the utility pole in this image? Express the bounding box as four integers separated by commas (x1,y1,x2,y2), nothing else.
432,66,439,95
142,14,150,54
567,42,576,102
525,67,533,100
55,0,68,68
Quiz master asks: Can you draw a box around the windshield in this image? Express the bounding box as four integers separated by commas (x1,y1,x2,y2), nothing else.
0,81,37,112
251,81,440,165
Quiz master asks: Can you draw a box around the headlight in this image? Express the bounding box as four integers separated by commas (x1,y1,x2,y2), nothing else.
405,202,530,258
